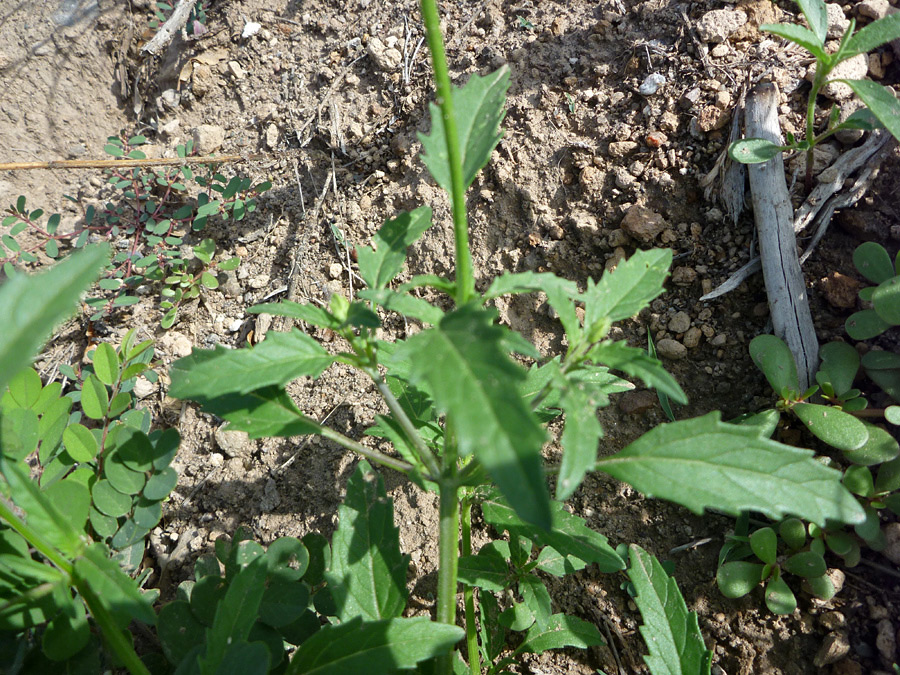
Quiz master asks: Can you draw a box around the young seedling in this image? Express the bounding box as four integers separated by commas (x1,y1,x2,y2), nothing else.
729,0,900,188
167,1,865,672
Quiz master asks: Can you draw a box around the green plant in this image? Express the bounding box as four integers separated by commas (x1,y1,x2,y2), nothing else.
0,245,164,673
728,0,900,187
846,241,900,341
718,335,900,612
166,1,865,672
0,136,268,326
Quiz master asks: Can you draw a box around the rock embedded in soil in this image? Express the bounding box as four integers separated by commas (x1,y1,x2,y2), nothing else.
159,331,193,358
884,522,900,564
608,140,638,157
215,427,253,458
656,338,687,360
808,54,868,100
820,272,861,309
668,311,691,334
366,36,402,72
825,3,850,38
696,9,748,43
831,660,863,675
671,265,697,286
815,632,851,666
618,390,657,415
876,619,896,660
192,124,226,154
620,204,667,242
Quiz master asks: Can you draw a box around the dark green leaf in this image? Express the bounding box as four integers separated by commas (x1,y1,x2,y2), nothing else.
793,403,868,451
844,79,900,145
627,545,711,675
158,601,207,665
783,550,826,578
419,66,511,192
749,528,777,565
846,308,891,340
716,561,763,598
73,543,156,627
0,245,108,393
519,575,552,628
394,305,550,528
286,616,463,674
356,207,433,290
844,13,900,57
817,341,859,397
326,461,409,621
0,408,39,460
854,242,894,284
248,301,340,330
872,276,900,324
199,557,268,674
143,467,178,501
765,576,796,614
842,422,898,466
457,554,510,592
595,412,865,527
480,489,625,572
750,335,799,396
80,374,109,420
92,479,133,517
42,597,90,661
516,613,603,655
555,374,603,501
169,330,334,399
186,385,320,439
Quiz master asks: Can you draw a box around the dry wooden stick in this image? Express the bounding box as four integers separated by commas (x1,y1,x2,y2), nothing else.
141,0,200,55
745,82,818,390
0,155,258,171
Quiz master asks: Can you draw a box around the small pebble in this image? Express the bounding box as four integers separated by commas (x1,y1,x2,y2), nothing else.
668,311,691,334
646,131,668,148
876,619,896,660
884,522,900,564
619,390,657,415
329,262,343,279
133,376,156,399
215,427,253,459
192,124,226,154
696,9,748,43
620,205,667,243
639,73,666,96
656,338,687,360
814,632,850,667
671,266,697,286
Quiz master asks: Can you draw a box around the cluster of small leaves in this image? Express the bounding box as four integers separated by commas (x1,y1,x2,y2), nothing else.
717,513,841,614
157,462,463,674
1,329,180,573
1,136,269,326
846,241,900,343
0,247,160,672
729,0,900,170
719,335,900,612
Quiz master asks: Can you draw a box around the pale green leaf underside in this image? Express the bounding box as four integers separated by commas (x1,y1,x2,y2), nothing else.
595,412,865,527
168,330,335,399
419,66,511,192
356,206,433,290
326,461,409,622
0,244,108,393
287,616,463,674
627,545,711,675
395,305,551,528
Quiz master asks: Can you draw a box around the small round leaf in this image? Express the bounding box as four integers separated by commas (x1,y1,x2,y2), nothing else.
80,374,109,420
804,574,836,601
62,423,99,462
750,335,799,396
91,343,119,386
853,241,895,284
717,561,764,598
872,276,900,325
843,465,875,497
779,518,807,550
266,537,309,582
143,467,177,501
104,451,146,495
92,479,133,517
750,527,778,565
764,576,797,615
158,601,206,665
729,138,785,164
876,455,900,493
793,403,868,452
783,551,826,578
818,342,859,397
846,309,891,340
843,422,899,466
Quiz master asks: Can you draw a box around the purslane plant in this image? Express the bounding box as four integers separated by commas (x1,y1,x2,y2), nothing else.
166,1,865,672
728,0,900,187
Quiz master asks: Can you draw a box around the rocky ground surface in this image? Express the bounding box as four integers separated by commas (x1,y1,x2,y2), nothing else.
3,0,900,672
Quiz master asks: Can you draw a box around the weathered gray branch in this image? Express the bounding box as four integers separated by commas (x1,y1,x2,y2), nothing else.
745,82,818,390
141,0,199,56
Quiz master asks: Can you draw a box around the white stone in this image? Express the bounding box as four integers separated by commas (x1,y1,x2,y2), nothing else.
639,73,666,96
825,4,849,39
808,54,868,100
132,376,156,399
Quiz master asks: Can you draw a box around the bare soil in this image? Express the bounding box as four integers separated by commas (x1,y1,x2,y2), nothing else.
2,0,900,673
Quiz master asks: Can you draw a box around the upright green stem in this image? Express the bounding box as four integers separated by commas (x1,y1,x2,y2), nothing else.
435,431,460,675
420,0,474,304
77,579,150,675
461,497,480,674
